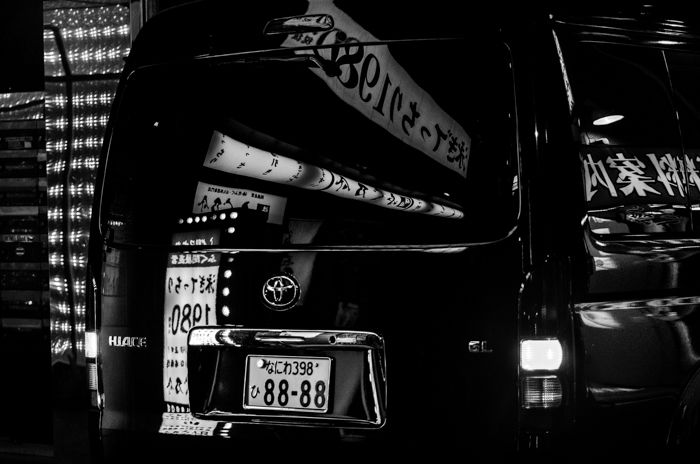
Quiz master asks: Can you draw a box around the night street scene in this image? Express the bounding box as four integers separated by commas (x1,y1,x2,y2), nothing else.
1,1,700,462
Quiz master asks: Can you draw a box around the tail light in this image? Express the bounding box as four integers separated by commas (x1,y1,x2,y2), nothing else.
85,330,101,408
520,338,563,410
86,271,102,409
520,339,562,371
521,375,563,409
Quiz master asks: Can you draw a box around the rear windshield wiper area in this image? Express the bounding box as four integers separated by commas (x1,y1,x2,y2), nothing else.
211,54,342,76
131,37,457,77
100,234,475,253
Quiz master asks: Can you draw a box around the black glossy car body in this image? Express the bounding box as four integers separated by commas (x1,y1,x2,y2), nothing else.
86,1,700,460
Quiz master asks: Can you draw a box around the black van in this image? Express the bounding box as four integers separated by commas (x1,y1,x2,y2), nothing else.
86,1,700,459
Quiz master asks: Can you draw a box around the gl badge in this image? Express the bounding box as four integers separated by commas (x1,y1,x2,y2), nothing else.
262,274,301,311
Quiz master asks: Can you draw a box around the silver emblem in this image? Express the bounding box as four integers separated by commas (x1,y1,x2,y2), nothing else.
468,340,493,353
262,275,300,311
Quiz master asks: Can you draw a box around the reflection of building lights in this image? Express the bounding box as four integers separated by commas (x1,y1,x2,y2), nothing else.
74,281,86,295
222,287,230,296
201,216,207,223
71,254,87,267
186,217,193,224
49,231,63,244
49,253,63,267
70,231,84,244
224,270,232,279
227,227,235,234
48,185,62,197
220,213,226,220
50,277,66,291
44,2,130,360
48,208,64,220
195,216,200,223
230,212,238,219
57,303,70,315
222,306,230,317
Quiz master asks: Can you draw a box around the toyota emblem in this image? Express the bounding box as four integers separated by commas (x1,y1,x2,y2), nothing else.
262,274,301,311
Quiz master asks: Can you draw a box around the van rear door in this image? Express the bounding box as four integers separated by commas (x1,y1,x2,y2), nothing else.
93,0,521,452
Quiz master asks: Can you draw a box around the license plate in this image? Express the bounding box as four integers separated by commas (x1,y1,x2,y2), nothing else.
244,355,332,413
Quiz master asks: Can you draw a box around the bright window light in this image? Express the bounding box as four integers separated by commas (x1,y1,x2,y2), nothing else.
520,339,563,371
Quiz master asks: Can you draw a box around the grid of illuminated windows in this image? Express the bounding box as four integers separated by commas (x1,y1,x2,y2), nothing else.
0,92,45,121
44,4,129,360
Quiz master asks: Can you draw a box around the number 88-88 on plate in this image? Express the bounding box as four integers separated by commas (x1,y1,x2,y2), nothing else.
244,355,332,413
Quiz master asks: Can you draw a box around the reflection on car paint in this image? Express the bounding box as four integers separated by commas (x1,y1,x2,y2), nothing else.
583,150,700,206
576,295,700,313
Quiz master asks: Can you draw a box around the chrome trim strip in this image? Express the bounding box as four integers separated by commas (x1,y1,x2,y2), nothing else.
189,327,385,349
367,350,382,426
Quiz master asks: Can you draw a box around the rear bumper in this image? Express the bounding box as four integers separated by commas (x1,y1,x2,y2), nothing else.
95,425,485,462
92,405,520,460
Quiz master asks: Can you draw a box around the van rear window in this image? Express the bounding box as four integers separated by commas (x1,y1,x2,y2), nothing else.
100,39,516,247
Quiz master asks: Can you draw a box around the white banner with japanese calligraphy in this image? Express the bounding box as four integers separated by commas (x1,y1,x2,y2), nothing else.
163,252,220,409
192,181,288,225
280,0,470,178
582,148,700,209
204,131,464,219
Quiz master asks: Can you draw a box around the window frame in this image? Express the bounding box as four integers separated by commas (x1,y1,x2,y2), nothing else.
97,38,522,250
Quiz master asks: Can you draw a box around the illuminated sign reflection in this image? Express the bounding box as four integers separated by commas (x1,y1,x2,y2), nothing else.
163,244,220,412
204,131,464,219
281,0,471,177
192,181,287,225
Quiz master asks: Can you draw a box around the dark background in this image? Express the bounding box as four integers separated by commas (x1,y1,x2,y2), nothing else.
0,0,45,93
